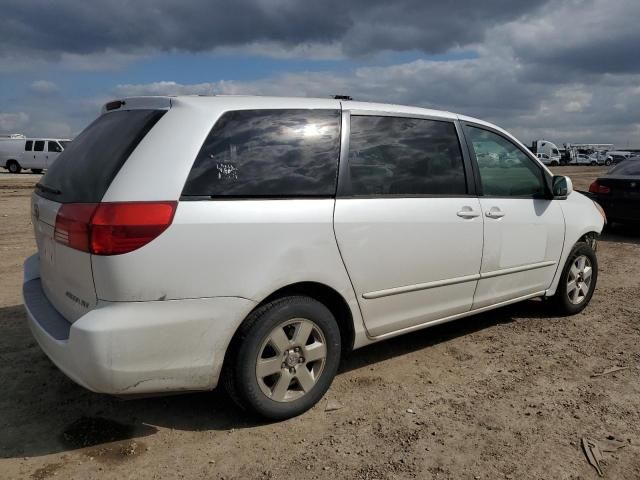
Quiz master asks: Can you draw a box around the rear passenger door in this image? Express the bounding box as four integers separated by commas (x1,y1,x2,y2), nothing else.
462,124,565,309
334,113,483,337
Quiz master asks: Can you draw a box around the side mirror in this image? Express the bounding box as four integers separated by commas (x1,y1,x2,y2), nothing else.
552,175,573,198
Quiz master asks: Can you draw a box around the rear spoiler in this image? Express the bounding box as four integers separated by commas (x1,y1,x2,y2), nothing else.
101,97,172,114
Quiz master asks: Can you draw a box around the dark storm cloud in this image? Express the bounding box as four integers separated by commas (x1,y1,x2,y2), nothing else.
0,0,549,57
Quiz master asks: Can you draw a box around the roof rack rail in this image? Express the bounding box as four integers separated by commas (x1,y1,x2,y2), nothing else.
333,95,352,101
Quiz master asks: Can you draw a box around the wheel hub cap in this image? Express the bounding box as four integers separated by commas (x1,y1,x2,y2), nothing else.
566,254,593,305
284,349,301,368
255,318,328,403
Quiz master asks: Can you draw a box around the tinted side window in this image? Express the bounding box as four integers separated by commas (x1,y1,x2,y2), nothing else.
183,109,341,197
465,126,546,197
47,141,62,152
34,140,45,152
347,116,466,196
25,141,33,151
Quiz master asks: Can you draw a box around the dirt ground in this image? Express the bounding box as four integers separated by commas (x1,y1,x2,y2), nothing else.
1,166,639,480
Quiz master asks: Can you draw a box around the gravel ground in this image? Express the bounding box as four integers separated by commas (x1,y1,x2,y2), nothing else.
1,166,639,480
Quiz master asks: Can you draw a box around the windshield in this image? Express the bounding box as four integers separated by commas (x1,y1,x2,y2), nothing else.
37,109,166,203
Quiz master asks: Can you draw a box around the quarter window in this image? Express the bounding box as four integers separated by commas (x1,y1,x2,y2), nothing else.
347,116,467,196
183,109,341,197
33,140,45,152
465,126,546,197
25,140,33,151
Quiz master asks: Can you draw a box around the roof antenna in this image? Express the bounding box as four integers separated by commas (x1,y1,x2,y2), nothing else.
333,95,352,101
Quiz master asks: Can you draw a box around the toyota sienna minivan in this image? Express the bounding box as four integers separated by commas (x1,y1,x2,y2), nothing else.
24,96,605,419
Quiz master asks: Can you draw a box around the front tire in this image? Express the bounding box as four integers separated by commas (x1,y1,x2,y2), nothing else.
591,161,597,166
223,296,341,420
7,161,21,174
551,242,598,315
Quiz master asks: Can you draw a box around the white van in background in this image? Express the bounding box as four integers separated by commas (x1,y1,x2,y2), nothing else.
0,136,70,174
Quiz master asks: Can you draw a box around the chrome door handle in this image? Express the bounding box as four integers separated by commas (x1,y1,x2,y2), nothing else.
457,207,480,219
485,208,505,219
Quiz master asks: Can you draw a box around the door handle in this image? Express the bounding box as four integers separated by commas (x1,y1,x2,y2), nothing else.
457,207,480,219
485,207,505,219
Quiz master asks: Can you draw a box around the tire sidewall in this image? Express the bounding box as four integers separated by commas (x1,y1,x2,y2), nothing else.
233,297,341,420
555,242,598,315
8,162,19,173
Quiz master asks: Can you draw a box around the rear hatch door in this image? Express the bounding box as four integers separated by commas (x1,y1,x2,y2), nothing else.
32,106,167,322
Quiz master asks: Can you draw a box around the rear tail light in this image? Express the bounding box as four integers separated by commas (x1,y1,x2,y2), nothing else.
589,181,611,194
54,201,177,255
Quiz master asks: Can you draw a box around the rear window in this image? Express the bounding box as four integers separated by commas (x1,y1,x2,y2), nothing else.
37,109,165,203
25,140,32,151
182,109,341,198
609,158,640,175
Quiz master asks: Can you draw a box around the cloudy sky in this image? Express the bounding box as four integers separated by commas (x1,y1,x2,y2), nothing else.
1,0,639,147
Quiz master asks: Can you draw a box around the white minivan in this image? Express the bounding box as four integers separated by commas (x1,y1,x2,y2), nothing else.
24,96,605,419
1,137,70,173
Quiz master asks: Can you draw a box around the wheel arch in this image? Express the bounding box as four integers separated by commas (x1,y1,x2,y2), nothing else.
254,281,356,353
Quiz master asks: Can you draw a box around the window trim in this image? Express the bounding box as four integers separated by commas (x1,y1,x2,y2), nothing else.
461,122,553,199
336,112,476,198
180,108,343,201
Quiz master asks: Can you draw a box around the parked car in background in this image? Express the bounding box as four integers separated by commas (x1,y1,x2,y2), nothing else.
575,154,598,166
589,157,640,225
536,152,552,165
607,151,632,165
0,136,70,173
24,95,605,420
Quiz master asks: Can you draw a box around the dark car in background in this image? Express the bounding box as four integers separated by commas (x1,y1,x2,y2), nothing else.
589,157,640,225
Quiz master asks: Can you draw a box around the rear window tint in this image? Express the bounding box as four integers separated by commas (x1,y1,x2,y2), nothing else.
182,109,341,198
37,109,165,203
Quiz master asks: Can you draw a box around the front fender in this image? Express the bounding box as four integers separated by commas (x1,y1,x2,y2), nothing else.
546,192,604,296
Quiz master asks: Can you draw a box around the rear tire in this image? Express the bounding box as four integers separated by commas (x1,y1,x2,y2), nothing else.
7,161,21,174
551,242,598,315
223,296,341,420
605,160,611,166
550,161,559,166
590,161,597,166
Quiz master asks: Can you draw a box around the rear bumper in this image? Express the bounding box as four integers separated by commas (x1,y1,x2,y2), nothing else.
23,254,256,395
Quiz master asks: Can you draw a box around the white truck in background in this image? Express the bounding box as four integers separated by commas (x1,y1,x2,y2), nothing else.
0,135,70,173
531,140,561,165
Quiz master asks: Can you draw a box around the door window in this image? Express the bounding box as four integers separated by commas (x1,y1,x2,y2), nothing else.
465,126,546,197
33,140,45,152
347,116,467,195
183,109,341,197
47,141,62,152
